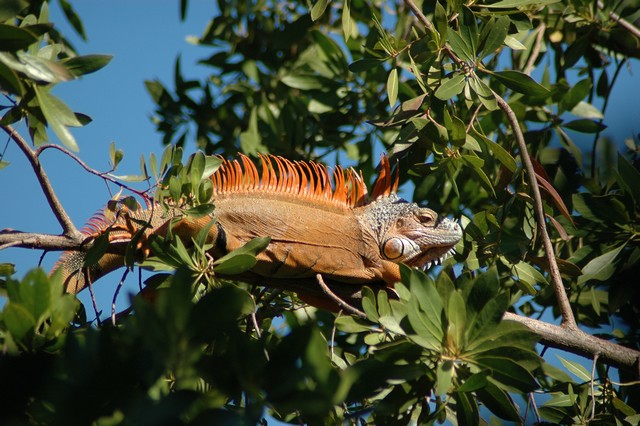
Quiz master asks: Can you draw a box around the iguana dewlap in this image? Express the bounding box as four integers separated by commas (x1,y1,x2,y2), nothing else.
53,154,462,302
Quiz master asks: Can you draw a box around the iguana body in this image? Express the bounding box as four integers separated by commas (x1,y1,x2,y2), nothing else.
54,154,462,305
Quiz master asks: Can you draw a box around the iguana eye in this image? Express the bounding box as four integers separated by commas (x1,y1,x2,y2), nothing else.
382,237,405,260
418,212,436,225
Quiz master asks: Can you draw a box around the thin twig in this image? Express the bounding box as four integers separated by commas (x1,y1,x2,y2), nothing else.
402,0,463,65
1,125,81,239
316,274,367,319
492,92,577,330
111,268,129,325
598,0,640,40
36,143,153,200
528,392,541,424
87,273,101,324
524,23,546,76
402,0,435,33
590,353,599,421
330,313,338,362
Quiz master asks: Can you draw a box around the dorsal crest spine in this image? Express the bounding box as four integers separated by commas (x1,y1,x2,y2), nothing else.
211,154,398,209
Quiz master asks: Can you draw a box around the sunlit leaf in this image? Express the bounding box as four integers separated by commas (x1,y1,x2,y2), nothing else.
310,0,329,21
386,67,398,107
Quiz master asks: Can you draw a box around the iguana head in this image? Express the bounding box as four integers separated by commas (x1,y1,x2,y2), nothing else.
357,194,462,271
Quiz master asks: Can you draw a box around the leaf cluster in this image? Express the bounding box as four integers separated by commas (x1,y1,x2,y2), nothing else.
0,1,111,151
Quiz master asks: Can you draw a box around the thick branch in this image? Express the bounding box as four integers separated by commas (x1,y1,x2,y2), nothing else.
1,125,82,239
0,231,82,251
493,93,577,330
504,312,640,375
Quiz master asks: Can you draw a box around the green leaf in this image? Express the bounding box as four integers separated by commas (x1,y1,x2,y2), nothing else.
0,0,29,21
557,355,591,382
202,155,222,179
386,67,398,107
559,78,591,114
617,153,640,205
109,142,123,169
488,70,550,98
348,58,386,73
341,0,351,41
334,315,373,333
0,23,38,51
361,286,379,322
570,101,604,119
0,60,24,96
281,74,325,90
469,74,498,110
513,261,548,290
435,73,466,100
213,253,257,275
483,0,559,8
447,291,467,350
83,231,110,268
474,132,516,172
458,370,490,392
436,360,454,396
223,236,271,258
402,266,444,350
34,86,81,150
578,243,625,284
182,204,215,218
310,0,329,21
3,302,36,341
58,0,87,40
476,380,520,421
562,119,606,134
479,16,509,58
448,30,474,62
434,1,448,44
63,54,112,77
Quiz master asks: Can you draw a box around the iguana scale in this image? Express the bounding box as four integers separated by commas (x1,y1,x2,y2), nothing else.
53,154,462,307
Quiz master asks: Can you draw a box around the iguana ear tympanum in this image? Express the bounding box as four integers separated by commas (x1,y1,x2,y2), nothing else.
53,154,462,308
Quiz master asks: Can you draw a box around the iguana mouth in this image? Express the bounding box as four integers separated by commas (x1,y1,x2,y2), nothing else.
411,247,457,271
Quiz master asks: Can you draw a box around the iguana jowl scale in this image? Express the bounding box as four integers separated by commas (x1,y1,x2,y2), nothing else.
53,154,462,306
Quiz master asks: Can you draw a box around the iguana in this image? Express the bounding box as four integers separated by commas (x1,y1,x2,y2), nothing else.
53,154,462,307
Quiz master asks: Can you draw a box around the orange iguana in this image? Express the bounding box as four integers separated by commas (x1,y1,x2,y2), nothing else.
53,154,462,307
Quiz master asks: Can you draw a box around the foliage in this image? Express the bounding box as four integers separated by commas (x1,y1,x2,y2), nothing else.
1,0,640,424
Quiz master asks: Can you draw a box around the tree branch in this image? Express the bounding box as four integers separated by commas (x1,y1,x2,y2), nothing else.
1,125,82,240
401,0,578,330
598,0,640,40
504,312,639,374
0,230,84,251
36,144,153,200
493,93,578,330
523,22,546,76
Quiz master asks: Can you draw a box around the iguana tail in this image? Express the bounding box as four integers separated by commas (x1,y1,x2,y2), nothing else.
52,200,175,294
